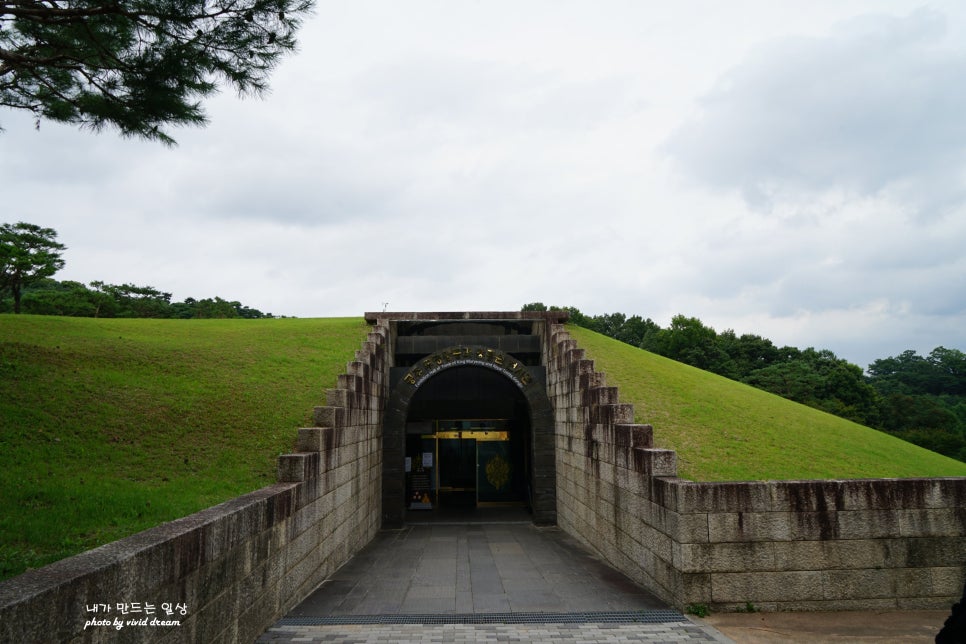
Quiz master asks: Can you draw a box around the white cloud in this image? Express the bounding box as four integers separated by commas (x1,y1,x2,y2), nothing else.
663,7,966,220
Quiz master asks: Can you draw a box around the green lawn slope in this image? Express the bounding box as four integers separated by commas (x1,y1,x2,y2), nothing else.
569,325,966,482
0,315,369,580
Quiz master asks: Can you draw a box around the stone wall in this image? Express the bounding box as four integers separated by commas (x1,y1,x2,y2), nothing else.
0,324,389,644
545,323,966,612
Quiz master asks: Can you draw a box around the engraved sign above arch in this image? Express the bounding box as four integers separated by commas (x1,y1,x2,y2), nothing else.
401,345,538,391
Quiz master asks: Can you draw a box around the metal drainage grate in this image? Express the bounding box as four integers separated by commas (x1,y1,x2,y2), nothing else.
277,610,687,626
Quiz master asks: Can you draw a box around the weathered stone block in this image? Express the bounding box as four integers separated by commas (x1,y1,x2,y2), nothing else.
899,595,959,610
822,568,897,600
837,510,901,539
788,510,842,540
313,405,345,428
709,511,794,543
289,498,324,541
664,508,710,544
716,482,775,512
194,582,240,644
236,594,282,644
346,360,369,378
897,566,966,598
673,572,712,606
900,508,966,537
712,571,824,603
894,478,966,509
277,453,320,483
280,543,325,609
902,536,966,568
675,541,776,573
613,423,653,449
337,373,364,394
296,427,334,453
773,539,899,571
631,448,677,478
623,519,674,564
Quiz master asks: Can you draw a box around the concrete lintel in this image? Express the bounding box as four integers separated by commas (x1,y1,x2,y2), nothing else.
364,310,569,324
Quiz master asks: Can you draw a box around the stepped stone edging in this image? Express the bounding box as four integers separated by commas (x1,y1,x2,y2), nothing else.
0,323,390,644
545,323,966,612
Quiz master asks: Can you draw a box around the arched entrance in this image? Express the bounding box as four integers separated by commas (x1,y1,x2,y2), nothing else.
381,346,556,527
406,365,530,510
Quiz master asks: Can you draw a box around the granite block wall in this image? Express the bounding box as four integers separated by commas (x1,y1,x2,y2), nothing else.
544,323,966,612
0,324,390,643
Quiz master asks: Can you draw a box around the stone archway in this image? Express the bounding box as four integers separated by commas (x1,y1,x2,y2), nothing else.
381,345,556,527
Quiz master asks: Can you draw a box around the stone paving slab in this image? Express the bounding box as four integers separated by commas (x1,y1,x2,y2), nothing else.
286,523,667,618
256,522,734,641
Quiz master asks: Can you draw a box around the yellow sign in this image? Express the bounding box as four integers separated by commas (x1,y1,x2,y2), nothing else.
432,430,509,441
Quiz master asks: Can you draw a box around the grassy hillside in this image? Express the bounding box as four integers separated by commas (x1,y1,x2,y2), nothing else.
569,325,966,481
0,315,368,580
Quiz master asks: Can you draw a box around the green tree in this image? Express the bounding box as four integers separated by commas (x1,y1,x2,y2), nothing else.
817,356,880,425
591,312,627,339
557,306,590,327
12,277,109,316
745,359,823,404
716,330,780,380
614,315,659,348
878,393,958,434
867,350,937,395
866,347,966,396
90,281,172,317
521,302,548,311
1,0,315,144
644,314,728,371
742,347,880,426
927,347,966,396
190,296,238,318
0,222,66,313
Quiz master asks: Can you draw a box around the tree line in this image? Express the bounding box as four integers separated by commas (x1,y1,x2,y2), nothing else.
3,278,275,319
524,303,966,463
1,221,273,319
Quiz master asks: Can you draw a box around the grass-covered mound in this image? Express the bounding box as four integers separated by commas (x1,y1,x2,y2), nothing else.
0,315,369,580
569,326,966,481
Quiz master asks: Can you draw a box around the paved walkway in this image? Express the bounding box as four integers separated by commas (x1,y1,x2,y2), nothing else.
257,520,731,642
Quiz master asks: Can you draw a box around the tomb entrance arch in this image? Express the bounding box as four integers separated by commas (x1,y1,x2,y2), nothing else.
381,345,556,526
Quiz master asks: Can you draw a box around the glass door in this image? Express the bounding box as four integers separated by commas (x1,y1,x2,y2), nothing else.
477,439,515,503
437,432,477,507
408,419,518,510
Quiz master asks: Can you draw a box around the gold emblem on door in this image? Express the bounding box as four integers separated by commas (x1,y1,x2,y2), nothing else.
485,454,511,491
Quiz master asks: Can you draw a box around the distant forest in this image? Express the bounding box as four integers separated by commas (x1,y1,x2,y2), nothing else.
523,303,966,464
0,278,275,319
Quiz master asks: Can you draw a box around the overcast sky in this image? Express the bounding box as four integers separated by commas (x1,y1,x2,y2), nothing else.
3,1,965,369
